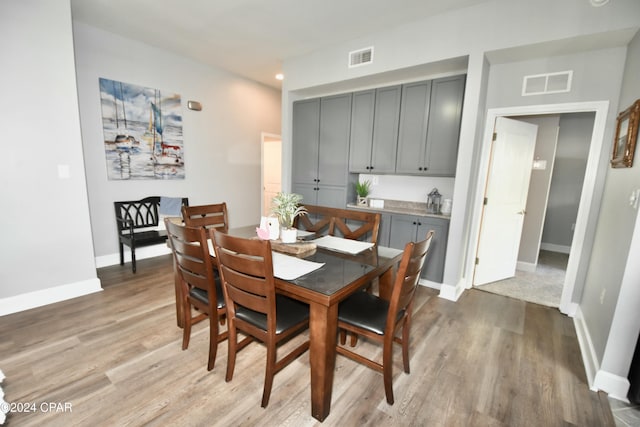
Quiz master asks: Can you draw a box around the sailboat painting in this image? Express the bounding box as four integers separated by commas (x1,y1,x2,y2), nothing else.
99,78,185,180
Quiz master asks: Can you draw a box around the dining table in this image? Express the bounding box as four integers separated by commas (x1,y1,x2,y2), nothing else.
170,224,404,422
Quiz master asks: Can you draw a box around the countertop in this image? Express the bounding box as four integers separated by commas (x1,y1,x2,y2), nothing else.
346,199,450,220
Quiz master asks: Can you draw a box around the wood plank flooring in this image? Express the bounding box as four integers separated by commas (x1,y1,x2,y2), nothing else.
0,255,614,426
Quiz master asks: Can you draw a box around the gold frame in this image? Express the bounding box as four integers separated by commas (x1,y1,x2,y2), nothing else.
611,99,640,168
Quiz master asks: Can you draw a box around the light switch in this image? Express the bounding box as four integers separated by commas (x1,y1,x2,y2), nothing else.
630,189,640,209
532,159,547,170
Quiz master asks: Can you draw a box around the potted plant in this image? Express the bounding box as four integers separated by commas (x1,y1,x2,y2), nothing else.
271,192,307,243
355,179,371,206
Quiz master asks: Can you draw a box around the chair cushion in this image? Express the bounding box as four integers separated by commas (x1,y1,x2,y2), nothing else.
235,295,309,334
338,291,404,336
188,273,225,309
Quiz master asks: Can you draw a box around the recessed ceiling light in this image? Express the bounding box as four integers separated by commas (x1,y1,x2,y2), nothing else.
275,73,284,81
590,0,609,6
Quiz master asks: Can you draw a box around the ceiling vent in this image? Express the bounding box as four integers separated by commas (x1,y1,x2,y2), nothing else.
522,70,573,96
349,47,374,68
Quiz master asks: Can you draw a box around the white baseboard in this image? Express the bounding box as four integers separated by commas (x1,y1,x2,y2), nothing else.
418,278,441,291
516,261,537,272
540,243,571,254
0,278,102,316
573,306,599,390
95,244,172,268
439,279,466,301
595,370,631,402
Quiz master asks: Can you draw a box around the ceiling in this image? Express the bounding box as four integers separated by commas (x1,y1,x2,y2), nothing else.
70,0,495,89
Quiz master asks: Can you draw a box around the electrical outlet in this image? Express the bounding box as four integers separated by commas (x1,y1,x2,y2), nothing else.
600,288,606,304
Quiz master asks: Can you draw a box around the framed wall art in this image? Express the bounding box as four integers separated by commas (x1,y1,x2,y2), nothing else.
611,99,640,168
99,78,185,180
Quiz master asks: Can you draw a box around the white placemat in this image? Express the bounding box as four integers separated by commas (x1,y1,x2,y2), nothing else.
312,235,374,255
271,251,324,280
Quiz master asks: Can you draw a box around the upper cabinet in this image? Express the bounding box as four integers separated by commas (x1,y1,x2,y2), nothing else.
396,75,465,176
292,93,352,208
349,86,401,174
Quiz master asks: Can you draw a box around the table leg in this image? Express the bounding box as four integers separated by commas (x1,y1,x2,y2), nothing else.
309,302,338,422
377,265,395,301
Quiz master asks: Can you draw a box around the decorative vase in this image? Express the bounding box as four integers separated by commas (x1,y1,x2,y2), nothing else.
280,227,297,243
357,196,368,206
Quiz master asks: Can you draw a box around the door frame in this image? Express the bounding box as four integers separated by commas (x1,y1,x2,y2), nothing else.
465,101,609,316
260,132,282,216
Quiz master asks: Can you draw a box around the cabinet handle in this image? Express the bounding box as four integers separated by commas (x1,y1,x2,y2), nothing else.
418,167,423,171
365,166,370,170
413,221,417,225
418,222,422,226
370,166,374,170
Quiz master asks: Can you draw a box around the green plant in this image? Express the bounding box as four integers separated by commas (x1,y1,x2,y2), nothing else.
355,180,371,198
271,192,307,228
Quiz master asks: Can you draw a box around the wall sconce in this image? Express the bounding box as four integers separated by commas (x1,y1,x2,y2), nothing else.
187,101,202,111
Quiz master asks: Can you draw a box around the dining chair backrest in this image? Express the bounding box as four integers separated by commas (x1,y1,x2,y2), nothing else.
387,230,434,329
295,204,381,244
210,230,276,333
182,202,229,233
165,219,227,371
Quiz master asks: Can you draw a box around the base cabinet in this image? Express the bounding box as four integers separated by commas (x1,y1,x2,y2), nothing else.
389,214,449,283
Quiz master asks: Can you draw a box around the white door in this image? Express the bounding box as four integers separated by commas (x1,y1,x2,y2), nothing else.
262,134,282,216
474,117,538,286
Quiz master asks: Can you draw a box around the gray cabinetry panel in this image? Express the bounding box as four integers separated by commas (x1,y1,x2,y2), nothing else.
424,75,465,176
389,214,449,283
318,94,352,187
292,93,351,209
348,90,375,173
396,80,432,174
370,85,401,173
292,98,320,185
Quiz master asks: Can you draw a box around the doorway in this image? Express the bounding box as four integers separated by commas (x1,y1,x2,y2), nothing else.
467,102,609,315
261,133,282,216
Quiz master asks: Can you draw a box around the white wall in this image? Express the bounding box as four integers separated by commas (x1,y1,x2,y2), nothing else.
0,0,100,309
73,23,281,262
586,29,640,398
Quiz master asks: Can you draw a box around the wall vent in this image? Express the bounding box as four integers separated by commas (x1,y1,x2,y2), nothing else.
349,47,374,68
522,70,573,96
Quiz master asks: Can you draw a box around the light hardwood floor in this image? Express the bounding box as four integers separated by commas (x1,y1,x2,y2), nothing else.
0,255,614,426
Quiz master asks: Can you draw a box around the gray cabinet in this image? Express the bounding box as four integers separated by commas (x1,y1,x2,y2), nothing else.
396,75,465,176
292,93,352,208
349,86,400,174
389,214,449,283
378,213,391,247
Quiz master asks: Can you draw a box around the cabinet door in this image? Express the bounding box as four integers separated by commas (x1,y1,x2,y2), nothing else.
377,213,391,247
388,214,419,250
292,183,318,207
316,185,347,209
424,75,465,176
319,94,352,187
349,90,375,173
416,217,449,283
396,81,431,174
370,85,401,173
292,98,320,184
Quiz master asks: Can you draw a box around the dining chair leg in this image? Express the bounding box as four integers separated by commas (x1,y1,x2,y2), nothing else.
182,307,192,350
261,342,277,407
402,318,411,373
207,319,219,371
226,323,238,382
383,338,394,405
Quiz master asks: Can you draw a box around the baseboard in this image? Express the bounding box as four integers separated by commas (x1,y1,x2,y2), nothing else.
95,244,172,268
594,370,631,402
540,243,571,254
573,306,599,390
0,278,102,316
439,279,466,301
516,261,537,272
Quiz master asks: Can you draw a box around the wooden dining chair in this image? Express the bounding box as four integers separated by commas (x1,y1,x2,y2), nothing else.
210,229,310,408
182,202,229,232
165,219,227,371
295,204,381,244
336,230,434,405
